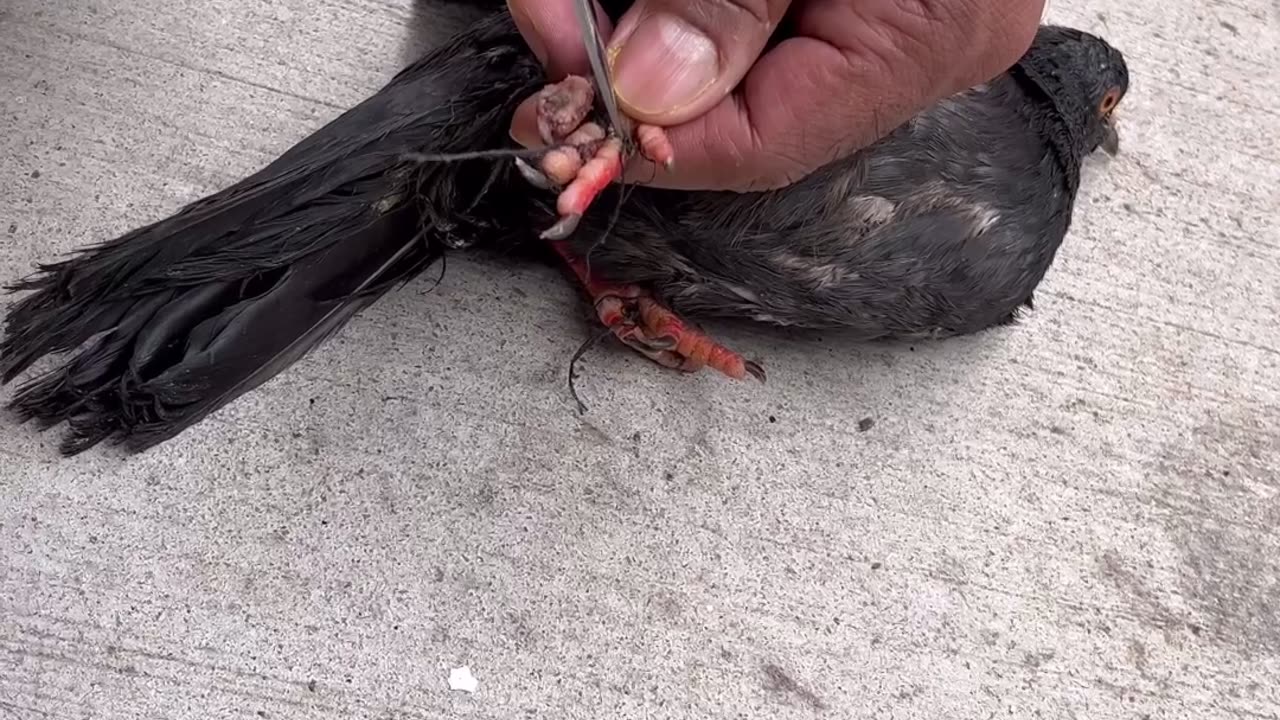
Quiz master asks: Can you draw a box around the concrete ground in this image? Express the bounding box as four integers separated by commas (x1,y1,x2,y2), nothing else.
1,0,1277,717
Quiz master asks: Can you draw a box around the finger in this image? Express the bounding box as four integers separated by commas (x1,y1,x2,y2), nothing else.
506,0,614,79
622,0,1047,190
605,0,793,125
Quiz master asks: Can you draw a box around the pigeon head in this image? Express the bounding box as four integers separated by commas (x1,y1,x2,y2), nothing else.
1017,26,1130,160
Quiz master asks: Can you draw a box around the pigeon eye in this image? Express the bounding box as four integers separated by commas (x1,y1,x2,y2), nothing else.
1099,89,1121,114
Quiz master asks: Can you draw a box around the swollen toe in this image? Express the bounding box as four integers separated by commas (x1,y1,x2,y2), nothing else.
534,76,594,145
636,124,675,170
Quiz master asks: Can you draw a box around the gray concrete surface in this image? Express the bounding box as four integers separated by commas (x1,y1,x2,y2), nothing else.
1,0,1277,717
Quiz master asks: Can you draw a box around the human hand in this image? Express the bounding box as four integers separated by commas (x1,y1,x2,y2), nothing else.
506,0,1046,191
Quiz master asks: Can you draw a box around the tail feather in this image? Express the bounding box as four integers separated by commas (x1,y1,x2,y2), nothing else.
2,11,544,454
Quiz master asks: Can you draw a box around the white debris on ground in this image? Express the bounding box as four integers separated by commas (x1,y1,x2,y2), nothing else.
448,666,478,694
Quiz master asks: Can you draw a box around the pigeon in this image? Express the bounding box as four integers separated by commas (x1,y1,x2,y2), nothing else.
0,4,1129,455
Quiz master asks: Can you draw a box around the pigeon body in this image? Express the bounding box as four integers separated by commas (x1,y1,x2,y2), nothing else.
555,25,1129,338
0,10,1129,455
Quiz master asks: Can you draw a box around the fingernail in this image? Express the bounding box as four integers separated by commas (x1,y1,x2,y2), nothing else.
611,14,718,115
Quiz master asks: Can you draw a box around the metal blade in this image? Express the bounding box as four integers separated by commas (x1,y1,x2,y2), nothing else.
572,0,631,142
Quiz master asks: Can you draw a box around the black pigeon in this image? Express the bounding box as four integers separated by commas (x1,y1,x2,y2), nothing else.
557,24,1128,336
0,7,1129,455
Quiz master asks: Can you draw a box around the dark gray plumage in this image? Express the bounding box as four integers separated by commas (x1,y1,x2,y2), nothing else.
556,25,1129,338
0,8,1129,455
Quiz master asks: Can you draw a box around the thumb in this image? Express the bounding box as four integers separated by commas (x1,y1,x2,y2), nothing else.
607,0,791,125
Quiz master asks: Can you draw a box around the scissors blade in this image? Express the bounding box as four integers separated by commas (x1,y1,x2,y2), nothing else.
572,0,631,141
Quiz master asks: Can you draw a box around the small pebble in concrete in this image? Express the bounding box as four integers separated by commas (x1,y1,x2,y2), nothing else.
448,666,478,693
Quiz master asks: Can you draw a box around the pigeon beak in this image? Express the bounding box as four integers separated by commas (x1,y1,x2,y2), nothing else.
1100,114,1121,156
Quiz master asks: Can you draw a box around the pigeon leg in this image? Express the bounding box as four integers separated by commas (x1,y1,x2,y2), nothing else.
547,239,765,382
516,78,755,380
538,129,624,241
518,76,674,240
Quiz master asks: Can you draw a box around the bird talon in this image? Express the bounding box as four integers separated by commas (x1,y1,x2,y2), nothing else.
543,240,760,382
528,77,676,238
536,137,622,238
539,213,582,241
526,79,750,379
515,157,557,191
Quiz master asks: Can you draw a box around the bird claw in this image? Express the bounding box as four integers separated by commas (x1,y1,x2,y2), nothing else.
550,241,764,382
596,293,762,381
518,76,675,238
514,157,556,191
597,293,764,381
539,213,582,241
520,77,753,381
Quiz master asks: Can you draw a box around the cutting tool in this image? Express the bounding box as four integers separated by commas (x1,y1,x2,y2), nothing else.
571,0,634,152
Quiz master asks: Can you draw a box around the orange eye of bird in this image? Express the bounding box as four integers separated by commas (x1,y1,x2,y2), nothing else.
1100,89,1121,115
